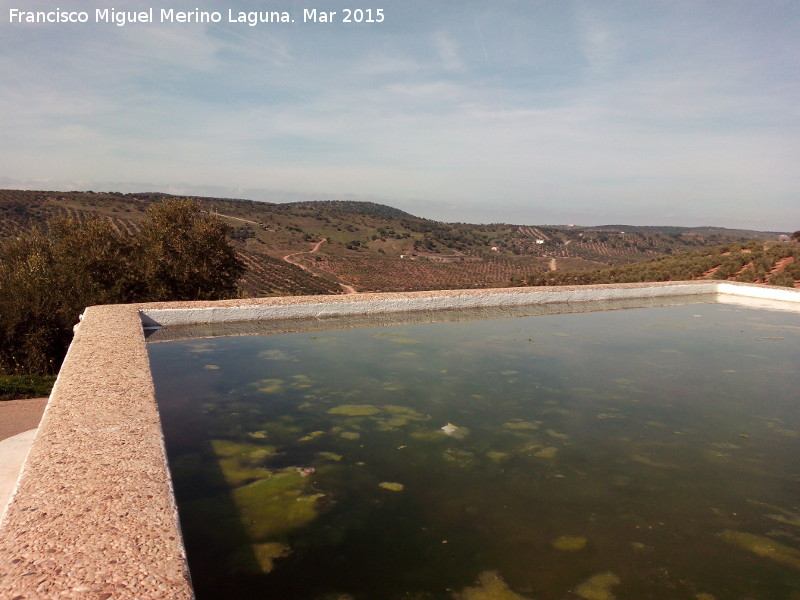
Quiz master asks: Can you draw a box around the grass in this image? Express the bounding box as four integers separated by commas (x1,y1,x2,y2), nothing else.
0,374,56,401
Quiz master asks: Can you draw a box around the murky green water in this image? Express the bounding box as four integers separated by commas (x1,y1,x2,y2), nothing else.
148,303,800,600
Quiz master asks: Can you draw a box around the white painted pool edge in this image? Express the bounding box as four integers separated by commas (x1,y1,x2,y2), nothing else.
138,282,800,327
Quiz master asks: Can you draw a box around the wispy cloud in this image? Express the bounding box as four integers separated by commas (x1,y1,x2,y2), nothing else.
574,5,621,77
1,0,797,229
433,30,465,72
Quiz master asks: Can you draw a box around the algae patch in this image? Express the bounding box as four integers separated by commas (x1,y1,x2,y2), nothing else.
503,420,541,431
388,337,419,344
575,571,620,600
383,404,428,419
372,331,420,345
328,404,382,416
290,374,314,389
258,349,296,361
455,570,531,600
546,429,568,440
631,454,679,469
486,451,510,462
318,451,343,462
379,481,404,491
299,430,326,442
228,542,290,575
232,468,326,541
534,446,558,459
211,439,274,487
750,500,800,528
718,530,800,569
254,378,285,394
553,535,588,551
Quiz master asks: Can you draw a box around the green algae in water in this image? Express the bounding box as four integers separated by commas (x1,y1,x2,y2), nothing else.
719,530,800,569
328,404,381,416
254,378,284,393
318,451,343,462
210,440,274,487
379,481,404,491
502,420,541,431
552,535,588,552
545,428,568,439
258,348,297,361
533,446,558,459
386,337,419,345
383,404,428,419
575,571,621,600
149,303,800,600
232,468,326,541
454,571,530,600
486,450,510,462
228,542,290,575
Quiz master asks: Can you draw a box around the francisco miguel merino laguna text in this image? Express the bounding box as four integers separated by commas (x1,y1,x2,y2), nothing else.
9,7,386,26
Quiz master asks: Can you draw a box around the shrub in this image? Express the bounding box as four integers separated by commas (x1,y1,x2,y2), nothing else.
735,267,758,283
769,272,795,288
0,374,57,401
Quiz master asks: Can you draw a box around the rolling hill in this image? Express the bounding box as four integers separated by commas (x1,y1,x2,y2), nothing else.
0,189,793,294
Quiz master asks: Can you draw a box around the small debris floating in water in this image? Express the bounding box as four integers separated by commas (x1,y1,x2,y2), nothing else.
296,467,316,477
441,422,469,439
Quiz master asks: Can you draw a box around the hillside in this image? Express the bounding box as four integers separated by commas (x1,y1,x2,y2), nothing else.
527,240,800,288
0,189,791,294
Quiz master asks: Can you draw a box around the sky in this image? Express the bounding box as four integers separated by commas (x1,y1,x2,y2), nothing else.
1,1,798,230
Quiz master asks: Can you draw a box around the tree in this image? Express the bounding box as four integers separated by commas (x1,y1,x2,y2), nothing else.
137,198,245,301
48,216,142,308
0,199,245,374
0,227,66,374
0,216,142,374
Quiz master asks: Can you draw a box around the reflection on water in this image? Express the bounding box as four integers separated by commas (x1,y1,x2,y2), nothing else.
148,303,800,600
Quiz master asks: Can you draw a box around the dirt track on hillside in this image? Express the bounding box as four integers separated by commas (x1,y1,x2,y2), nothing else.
283,239,358,293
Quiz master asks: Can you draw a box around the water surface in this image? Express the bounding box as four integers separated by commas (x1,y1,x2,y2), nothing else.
149,302,800,600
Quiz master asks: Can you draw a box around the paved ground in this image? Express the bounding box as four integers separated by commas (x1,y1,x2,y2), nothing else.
0,398,48,515
0,397,47,442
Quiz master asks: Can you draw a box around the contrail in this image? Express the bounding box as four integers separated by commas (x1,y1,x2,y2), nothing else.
474,17,490,67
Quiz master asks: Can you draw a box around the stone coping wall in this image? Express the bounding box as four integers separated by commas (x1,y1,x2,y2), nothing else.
0,281,798,599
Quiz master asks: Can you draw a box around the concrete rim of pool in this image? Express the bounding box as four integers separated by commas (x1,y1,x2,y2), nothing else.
1,281,798,599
